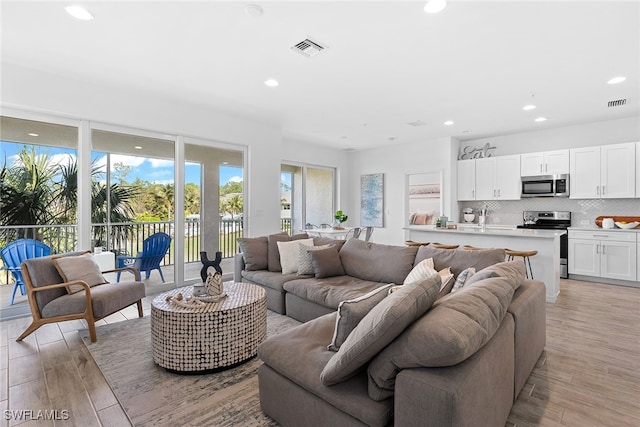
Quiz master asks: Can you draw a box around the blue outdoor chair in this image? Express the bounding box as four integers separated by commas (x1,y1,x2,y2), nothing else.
1,239,51,305
116,232,171,282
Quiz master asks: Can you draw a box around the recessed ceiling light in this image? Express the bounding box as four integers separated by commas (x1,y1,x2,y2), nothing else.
264,79,279,87
65,5,94,21
607,76,626,85
28,133,39,137
444,120,454,126
522,104,536,111
424,0,447,14
534,117,547,122
134,146,142,150
245,4,264,17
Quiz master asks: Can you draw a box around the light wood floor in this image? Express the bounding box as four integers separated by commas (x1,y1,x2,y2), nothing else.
1,278,639,426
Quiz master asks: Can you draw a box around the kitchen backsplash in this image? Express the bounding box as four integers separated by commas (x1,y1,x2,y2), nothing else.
459,198,640,227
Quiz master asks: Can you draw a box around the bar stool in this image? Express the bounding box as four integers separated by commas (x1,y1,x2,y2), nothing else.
505,249,538,279
463,245,486,250
405,240,429,247
432,242,459,249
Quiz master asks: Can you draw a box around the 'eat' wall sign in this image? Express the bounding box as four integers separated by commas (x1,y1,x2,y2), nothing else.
458,143,496,160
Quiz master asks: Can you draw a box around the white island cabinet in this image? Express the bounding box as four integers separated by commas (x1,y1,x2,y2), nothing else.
405,225,564,303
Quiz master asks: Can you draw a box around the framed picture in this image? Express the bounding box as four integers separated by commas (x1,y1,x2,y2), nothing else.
360,173,384,227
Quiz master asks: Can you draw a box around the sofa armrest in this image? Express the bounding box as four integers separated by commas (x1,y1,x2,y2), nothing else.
508,279,546,400
394,314,514,427
234,253,245,282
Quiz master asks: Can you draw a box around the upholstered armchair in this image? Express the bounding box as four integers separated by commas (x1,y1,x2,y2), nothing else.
16,251,146,343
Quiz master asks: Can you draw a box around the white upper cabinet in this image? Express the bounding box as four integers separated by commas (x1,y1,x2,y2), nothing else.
636,141,640,197
475,155,521,200
570,142,636,199
457,160,476,201
520,149,569,176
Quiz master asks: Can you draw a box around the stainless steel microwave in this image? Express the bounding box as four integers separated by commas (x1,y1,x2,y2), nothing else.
521,174,569,198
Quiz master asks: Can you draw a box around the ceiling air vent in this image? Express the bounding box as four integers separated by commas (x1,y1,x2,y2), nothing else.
291,38,326,58
607,98,627,107
407,120,427,127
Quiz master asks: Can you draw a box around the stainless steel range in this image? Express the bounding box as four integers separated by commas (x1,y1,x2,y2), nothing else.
517,211,571,278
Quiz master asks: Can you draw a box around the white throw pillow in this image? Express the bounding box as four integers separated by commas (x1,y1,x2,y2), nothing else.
403,258,435,285
403,258,452,291
277,238,314,274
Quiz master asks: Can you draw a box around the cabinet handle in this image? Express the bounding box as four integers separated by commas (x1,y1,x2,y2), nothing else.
602,245,605,254
498,189,501,197
592,234,609,238
493,189,496,197
602,185,605,195
545,163,548,173
596,185,600,196
540,164,543,173
596,244,600,254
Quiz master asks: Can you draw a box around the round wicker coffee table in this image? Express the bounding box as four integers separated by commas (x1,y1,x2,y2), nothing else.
150,282,267,373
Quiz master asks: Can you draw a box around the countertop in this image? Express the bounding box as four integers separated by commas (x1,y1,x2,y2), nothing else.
568,226,640,233
404,224,566,239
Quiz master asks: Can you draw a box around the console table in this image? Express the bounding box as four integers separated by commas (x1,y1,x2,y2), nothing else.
151,282,267,373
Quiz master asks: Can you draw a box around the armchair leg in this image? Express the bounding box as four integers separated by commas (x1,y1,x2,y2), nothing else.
16,320,43,342
87,318,97,343
137,300,144,318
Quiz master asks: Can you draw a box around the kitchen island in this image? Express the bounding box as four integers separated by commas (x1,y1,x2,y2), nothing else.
405,224,566,302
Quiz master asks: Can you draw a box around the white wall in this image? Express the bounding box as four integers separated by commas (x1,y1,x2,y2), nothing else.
460,116,639,155
1,63,345,237
347,137,456,245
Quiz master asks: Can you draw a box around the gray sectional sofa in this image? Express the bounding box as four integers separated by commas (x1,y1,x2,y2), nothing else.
234,234,546,427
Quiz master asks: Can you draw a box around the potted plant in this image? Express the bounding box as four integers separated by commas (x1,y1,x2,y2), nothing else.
333,210,348,229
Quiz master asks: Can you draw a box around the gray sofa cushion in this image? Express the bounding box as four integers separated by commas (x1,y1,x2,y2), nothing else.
242,270,310,292
367,274,522,401
339,238,418,284
284,276,390,310
328,284,394,351
464,260,526,287
311,246,345,278
238,236,268,270
414,245,506,278
320,275,441,385
258,313,393,427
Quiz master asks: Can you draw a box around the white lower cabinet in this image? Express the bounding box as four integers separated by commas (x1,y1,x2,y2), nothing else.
568,230,637,281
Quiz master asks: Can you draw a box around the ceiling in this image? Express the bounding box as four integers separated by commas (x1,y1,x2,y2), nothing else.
1,1,639,151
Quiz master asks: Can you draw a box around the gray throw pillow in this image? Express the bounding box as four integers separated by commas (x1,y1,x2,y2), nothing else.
367,275,521,401
311,247,345,279
450,267,476,293
320,274,441,386
52,252,108,294
267,232,290,272
327,283,394,351
298,244,333,276
414,245,506,278
238,236,268,270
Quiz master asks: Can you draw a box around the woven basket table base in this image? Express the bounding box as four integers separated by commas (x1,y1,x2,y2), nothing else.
151,282,267,373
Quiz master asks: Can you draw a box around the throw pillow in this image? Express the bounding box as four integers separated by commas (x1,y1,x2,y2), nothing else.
403,258,435,285
367,275,520,401
238,236,268,270
310,246,346,279
52,252,108,294
327,284,394,352
267,232,290,272
298,244,333,276
277,238,314,274
320,274,441,386
450,267,476,293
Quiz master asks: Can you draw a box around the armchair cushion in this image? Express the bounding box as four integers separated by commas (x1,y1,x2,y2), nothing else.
52,252,107,294
41,280,145,319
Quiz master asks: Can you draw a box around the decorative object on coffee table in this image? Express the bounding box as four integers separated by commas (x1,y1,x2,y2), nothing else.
151,283,267,373
205,270,224,296
200,250,222,282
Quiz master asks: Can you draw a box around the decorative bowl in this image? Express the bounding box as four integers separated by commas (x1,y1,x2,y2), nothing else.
463,213,475,222
615,221,640,229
